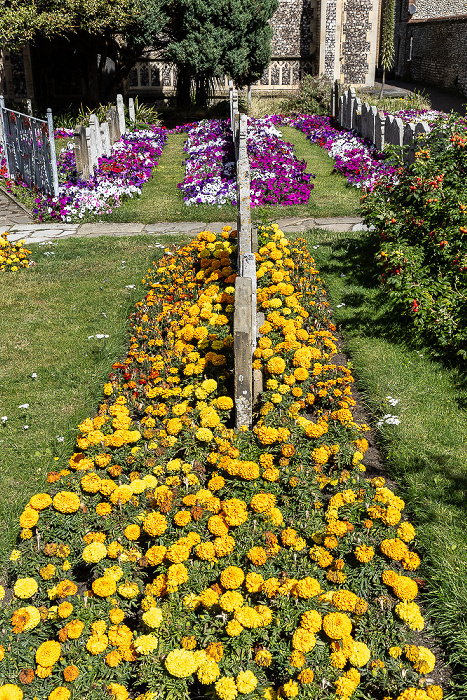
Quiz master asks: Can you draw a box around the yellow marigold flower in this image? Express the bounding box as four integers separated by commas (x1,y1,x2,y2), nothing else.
124,524,141,540
255,649,272,667
294,577,321,599
58,601,73,618
36,640,61,667
235,670,257,694
198,660,221,684
220,566,244,589
250,492,276,513
349,641,371,667
48,688,71,700
405,645,436,674
14,577,38,599
80,472,101,493
298,669,314,684
311,446,329,465
11,605,41,633
213,535,235,557
402,551,421,571
332,589,358,612
354,544,374,563
392,575,418,601
380,538,409,561
196,427,213,442
145,545,167,566
105,650,122,667
398,521,416,542
65,619,85,639
63,664,80,681
182,635,197,650
396,690,430,700
215,676,238,700
82,541,107,563
222,499,248,526
247,546,268,566
165,649,198,677
86,633,108,654
52,491,81,513
134,634,158,655
389,646,402,658
300,609,322,632
330,650,347,668
220,591,244,612
19,507,39,528
92,577,117,597
107,684,128,700
142,512,168,537
426,686,443,700
322,612,352,639
395,601,425,630
226,619,243,636
0,685,23,700
142,607,163,628
282,680,299,698
290,650,305,667
292,628,316,653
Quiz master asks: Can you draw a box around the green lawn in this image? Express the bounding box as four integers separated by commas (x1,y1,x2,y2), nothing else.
105,127,360,224
0,234,187,557
300,226,467,697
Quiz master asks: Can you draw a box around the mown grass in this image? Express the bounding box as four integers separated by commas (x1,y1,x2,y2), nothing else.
106,127,360,224
0,234,187,559
299,227,467,698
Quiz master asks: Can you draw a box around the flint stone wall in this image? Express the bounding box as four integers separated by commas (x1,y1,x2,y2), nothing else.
270,0,313,56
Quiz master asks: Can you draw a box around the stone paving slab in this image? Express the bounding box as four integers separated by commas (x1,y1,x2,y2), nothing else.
5,216,364,244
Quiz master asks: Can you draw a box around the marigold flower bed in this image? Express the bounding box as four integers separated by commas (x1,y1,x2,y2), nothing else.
0,225,442,700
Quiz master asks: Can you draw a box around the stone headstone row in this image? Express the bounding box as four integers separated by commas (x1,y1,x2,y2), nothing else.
73,94,130,180
336,87,430,164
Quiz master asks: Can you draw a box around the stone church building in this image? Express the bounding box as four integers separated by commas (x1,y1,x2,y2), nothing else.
0,0,386,108
18,0,467,109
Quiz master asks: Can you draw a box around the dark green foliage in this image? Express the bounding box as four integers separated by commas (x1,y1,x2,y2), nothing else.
361,114,467,360
164,0,278,107
281,74,332,116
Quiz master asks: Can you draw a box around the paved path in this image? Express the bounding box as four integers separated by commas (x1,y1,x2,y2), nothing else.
3,216,366,245
0,188,34,228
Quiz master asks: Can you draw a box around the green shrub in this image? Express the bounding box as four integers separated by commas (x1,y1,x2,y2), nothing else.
281,74,332,116
361,113,467,359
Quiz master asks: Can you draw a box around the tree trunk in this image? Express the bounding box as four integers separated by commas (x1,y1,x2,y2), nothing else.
379,68,386,101
177,69,192,109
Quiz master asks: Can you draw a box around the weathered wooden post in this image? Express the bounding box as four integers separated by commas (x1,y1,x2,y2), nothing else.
234,276,253,428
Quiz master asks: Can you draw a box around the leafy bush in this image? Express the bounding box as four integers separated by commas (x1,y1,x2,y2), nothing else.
361,113,467,359
76,98,161,130
356,89,431,114
282,74,332,116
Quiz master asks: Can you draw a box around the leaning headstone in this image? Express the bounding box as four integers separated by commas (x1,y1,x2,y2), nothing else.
116,94,126,135
74,125,91,180
100,121,111,157
106,107,120,145
89,114,103,160
331,83,337,118
128,97,136,124
231,90,239,134
241,253,257,351
234,276,253,428
85,126,98,173
374,111,386,151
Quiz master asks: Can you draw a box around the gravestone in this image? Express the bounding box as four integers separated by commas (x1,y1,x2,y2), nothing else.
89,114,103,160
128,97,136,124
361,103,377,143
231,90,239,133
234,276,253,428
85,126,97,174
374,111,386,151
106,107,120,145
74,125,91,180
116,94,126,135
408,121,430,165
340,92,347,128
100,121,111,157
385,116,404,149
352,97,362,134
338,95,344,127
347,88,356,130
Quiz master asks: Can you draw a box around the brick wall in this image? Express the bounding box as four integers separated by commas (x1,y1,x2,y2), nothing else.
412,0,467,19
395,0,467,96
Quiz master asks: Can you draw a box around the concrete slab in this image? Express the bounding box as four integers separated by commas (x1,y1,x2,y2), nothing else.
314,217,362,225
77,223,145,235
